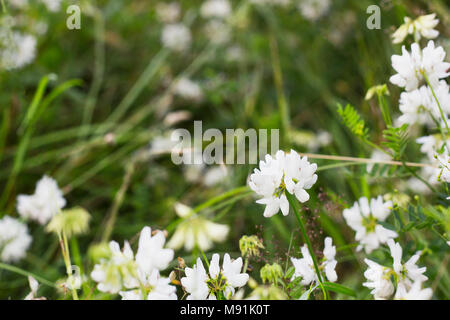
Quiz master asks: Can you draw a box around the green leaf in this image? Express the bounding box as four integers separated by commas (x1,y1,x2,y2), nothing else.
322,282,356,297
337,103,369,140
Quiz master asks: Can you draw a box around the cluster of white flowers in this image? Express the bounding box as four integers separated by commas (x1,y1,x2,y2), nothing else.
9,0,61,12
248,150,318,218
363,240,431,300
343,196,398,254
411,135,450,186
0,31,37,70
17,175,66,225
397,81,450,127
91,226,176,300
291,237,337,285
0,216,32,263
41,0,61,12
200,0,231,20
390,18,450,188
173,77,203,101
161,23,192,52
390,41,449,92
167,203,229,251
297,0,330,22
392,14,439,44
181,253,249,299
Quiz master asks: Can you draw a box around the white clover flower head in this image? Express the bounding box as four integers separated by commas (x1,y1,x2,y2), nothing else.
200,0,232,20
0,215,32,263
173,77,203,101
91,226,176,299
392,14,439,44
297,0,330,22
397,81,450,127
24,276,46,300
181,253,249,300
1,32,37,70
41,0,62,12
181,257,209,300
363,259,395,300
119,269,177,300
290,237,338,285
387,240,428,286
17,175,66,225
390,41,450,92
90,241,139,294
364,240,430,300
394,280,433,300
135,226,174,274
161,23,191,52
343,196,398,253
167,203,229,252
249,150,318,218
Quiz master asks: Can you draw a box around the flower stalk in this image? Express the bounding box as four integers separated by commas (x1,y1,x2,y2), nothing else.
286,192,329,299
58,230,79,300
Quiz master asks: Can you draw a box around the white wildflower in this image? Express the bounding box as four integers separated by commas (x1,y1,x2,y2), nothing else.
394,281,433,300
17,175,66,225
181,253,249,299
248,150,318,218
200,0,231,20
41,0,61,12
363,240,430,300
180,257,209,300
363,259,395,300
173,77,203,101
203,166,228,187
343,196,398,253
135,226,174,274
297,0,330,22
119,269,177,300
392,14,439,44
24,276,46,300
291,237,337,285
1,32,37,70
390,41,450,91
397,81,450,127
167,203,229,251
0,216,32,263
91,226,175,299
161,23,191,52
91,241,139,293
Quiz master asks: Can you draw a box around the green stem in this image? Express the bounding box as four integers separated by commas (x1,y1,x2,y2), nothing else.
269,34,290,146
0,263,56,288
376,91,391,127
423,73,449,134
243,256,249,273
286,192,329,300
58,231,79,300
1,0,7,14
